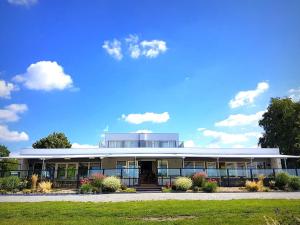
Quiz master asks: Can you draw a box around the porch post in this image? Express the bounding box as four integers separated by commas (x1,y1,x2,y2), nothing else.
284,158,287,170
217,157,221,186
41,158,45,180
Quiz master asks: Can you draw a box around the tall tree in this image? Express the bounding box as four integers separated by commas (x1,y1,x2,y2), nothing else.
32,132,72,149
259,98,300,156
0,144,18,171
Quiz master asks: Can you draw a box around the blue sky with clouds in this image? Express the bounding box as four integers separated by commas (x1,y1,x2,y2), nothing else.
0,0,300,153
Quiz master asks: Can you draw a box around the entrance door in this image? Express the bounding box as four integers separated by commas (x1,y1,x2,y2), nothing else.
139,161,156,184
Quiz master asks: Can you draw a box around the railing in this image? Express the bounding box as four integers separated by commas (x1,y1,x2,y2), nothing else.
0,168,299,188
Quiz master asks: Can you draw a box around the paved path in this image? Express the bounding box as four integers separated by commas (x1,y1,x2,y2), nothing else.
1,192,300,202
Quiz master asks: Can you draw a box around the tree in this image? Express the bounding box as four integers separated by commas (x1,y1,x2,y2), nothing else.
0,144,18,171
32,132,72,149
259,98,300,156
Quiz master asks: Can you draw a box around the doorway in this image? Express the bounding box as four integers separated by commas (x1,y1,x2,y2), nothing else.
139,161,156,184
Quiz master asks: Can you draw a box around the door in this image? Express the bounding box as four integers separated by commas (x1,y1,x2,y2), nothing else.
139,161,156,184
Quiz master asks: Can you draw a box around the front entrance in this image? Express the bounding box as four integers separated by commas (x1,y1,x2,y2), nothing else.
139,161,156,184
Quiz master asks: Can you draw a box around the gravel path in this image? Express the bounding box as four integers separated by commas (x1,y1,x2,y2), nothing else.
1,192,300,202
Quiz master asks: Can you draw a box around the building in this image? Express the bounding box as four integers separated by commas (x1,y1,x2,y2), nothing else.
1,133,299,187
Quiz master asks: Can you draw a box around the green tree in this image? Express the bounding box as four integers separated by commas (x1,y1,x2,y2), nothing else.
259,98,300,156
32,132,72,148
0,145,18,171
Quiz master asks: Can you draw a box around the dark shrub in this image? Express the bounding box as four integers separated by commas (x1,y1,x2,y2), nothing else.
269,180,276,189
288,176,300,191
203,180,218,193
192,172,207,187
0,176,20,191
193,186,200,192
275,172,290,190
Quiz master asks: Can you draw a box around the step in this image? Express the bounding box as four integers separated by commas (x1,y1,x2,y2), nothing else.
135,186,162,192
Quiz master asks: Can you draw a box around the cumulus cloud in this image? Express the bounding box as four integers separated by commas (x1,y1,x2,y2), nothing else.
134,130,153,133
102,39,123,60
0,80,18,99
72,143,98,148
289,88,300,102
13,61,73,91
7,0,37,6
184,140,195,147
0,104,28,123
229,82,269,108
121,112,170,124
200,128,261,144
125,34,141,58
0,124,29,142
215,111,265,127
140,40,167,58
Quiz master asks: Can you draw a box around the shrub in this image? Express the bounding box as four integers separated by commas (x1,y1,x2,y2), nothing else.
174,177,193,191
203,180,218,193
80,178,90,185
18,179,28,190
31,174,38,190
245,180,259,192
288,176,300,191
0,176,20,191
90,173,106,189
192,172,207,187
0,189,7,194
193,186,200,192
22,189,32,194
275,172,290,190
38,181,52,193
162,187,172,193
80,183,93,194
102,176,121,192
269,180,276,189
121,183,127,190
123,188,136,193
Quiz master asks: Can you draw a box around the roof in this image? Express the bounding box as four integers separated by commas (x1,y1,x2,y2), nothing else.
1,147,299,159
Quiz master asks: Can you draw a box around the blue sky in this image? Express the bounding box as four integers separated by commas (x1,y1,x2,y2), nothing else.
0,0,300,153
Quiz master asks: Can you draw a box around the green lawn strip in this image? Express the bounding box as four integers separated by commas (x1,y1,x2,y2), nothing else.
0,200,299,225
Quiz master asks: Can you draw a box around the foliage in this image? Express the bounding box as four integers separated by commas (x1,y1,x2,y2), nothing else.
31,174,38,190
0,176,20,191
162,187,172,193
22,189,32,194
18,179,28,190
38,181,52,193
0,145,18,171
245,181,260,192
80,183,93,194
275,172,290,190
102,176,121,192
288,176,300,191
203,180,218,193
122,188,136,193
90,173,106,188
269,180,276,189
80,178,90,185
32,132,72,149
259,98,300,156
174,177,193,191
0,144,10,157
121,183,127,190
0,189,7,194
192,172,207,187
264,208,300,225
193,186,200,192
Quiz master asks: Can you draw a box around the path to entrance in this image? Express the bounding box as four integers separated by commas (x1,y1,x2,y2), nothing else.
1,192,300,202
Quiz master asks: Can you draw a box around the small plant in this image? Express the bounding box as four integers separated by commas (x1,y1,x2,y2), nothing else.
31,174,38,190
38,181,52,193
90,173,106,189
80,178,90,185
203,180,218,193
275,172,290,190
162,187,172,193
193,186,200,192
192,172,207,187
0,189,7,195
80,183,93,194
102,176,121,192
165,182,172,189
121,183,127,190
288,176,300,191
22,189,32,194
123,188,136,193
269,180,276,189
0,176,21,191
18,179,28,190
174,177,193,191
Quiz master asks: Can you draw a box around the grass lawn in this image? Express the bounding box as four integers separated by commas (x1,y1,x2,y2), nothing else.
0,200,299,225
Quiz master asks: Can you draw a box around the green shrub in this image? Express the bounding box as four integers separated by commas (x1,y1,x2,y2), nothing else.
0,176,20,191
123,188,136,193
102,176,121,192
174,177,193,191
288,176,300,191
275,172,290,190
90,173,106,189
80,183,93,194
162,187,172,193
0,189,7,194
203,181,218,193
192,172,207,187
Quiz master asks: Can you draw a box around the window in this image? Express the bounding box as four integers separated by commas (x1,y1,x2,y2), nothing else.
89,162,101,176
123,141,139,148
78,163,89,178
57,164,66,179
116,161,126,176
67,164,77,179
207,162,217,177
127,161,138,178
157,160,168,176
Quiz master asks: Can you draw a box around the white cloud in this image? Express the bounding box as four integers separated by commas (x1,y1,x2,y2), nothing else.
121,112,170,124
7,0,37,6
125,35,141,59
13,61,73,91
140,40,167,58
0,104,28,123
197,128,206,131
215,111,265,127
72,143,98,148
134,130,153,133
201,129,262,144
0,80,18,99
102,39,123,60
289,88,300,102
0,124,29,142
229,82,269,108
184,140,195,147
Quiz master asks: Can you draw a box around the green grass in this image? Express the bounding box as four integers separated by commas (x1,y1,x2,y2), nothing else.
0,200,299,224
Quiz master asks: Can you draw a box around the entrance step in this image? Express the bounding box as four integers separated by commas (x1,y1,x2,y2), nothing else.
136,185,162,193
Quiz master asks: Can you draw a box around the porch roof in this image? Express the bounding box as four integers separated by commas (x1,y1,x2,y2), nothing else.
1,147,299,159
